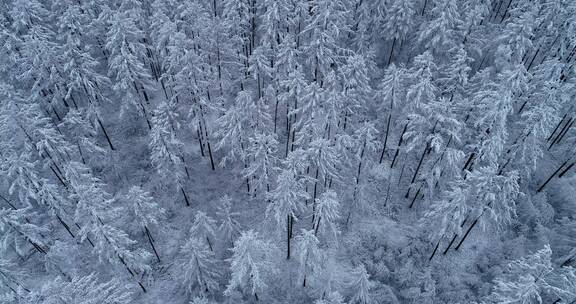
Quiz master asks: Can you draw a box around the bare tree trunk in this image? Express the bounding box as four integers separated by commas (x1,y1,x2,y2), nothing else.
391,123,408,168
145,226,161,262
287,214,291,259
537,161,568,192
379,113,392,164
388,38,396,66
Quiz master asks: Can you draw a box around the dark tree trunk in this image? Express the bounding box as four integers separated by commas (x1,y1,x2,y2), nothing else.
391,123,408,168
181,187,191,206
388,38,396,66
97,118,115,150
537,161,568,192
287,214,291,259
145,226,161,263
454,218,479,251
429,239,441,261
380,113,392,164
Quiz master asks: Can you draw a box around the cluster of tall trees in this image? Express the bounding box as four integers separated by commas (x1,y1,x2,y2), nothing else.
1,0,576,303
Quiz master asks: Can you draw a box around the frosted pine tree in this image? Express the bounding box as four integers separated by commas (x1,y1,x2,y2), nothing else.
313,190,341,242
0,206,48,256
25,273,133,304
215,195,241,246
122,186,165,262
315,291,347,304
348,264,374,304
105,6,153,127
177,237,220,296
418,0,464,52
149,99,190,207
295,229,323,287
382,0,416,65
486,245,576,304
225,230,277,301
189,211,217,252
64,162,150,290
243,132,279,196
267,168,310,259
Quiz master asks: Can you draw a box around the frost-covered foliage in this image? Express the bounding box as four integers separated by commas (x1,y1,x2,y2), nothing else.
1,0,576,303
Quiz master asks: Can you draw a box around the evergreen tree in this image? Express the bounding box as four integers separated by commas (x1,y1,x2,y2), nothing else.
25,274,133,304
65,162,151,284
122,186,165,262
486,245,576,304
189,211,217,252
313,190,341,242
178,237,220,296
348,264,374,304
216,195,241,246
243,132,279,196
225,230,277,301
295,229,323,287
267,168,310,259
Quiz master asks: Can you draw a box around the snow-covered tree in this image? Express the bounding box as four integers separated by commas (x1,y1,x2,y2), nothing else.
486,245,576,304
348,264,374,304
178,237,220,296
189,211,217,252
122,186,165,262
225,230,277,301
25,274,133,304
313,190,341,242
215,195,241,246
295,229,324,287
64,162,151,286
149,99,190,206
382,0,416,64
267,168,310,259
243,132,279,196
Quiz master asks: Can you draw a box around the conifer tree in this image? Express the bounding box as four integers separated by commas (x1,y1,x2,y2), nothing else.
295,229,323,287
189,212,217,252
178,237,220,296
225,230,277,301
348,264,374,304
216,195,241,246
486,245,576,303
123,186,165,262
267,169,310,259
313,190,341,242
25,274,133,304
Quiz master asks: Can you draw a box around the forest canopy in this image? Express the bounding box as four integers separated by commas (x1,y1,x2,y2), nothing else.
1,0,576,303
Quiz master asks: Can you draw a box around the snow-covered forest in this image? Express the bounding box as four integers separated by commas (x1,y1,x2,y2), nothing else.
1,0,576,303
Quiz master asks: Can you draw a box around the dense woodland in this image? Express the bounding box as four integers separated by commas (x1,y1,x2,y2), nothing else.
1,0,576,303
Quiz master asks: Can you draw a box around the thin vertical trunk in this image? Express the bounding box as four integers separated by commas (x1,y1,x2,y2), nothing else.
443,234,458,255
290,98,298,152
421,0,428,15
287,214,291,259
388,38,396,66
274,98,279,134
379,113,392,164
558,162,575,178
537,161,568,192
552,120,574,148
311,167,320,224
429,238,441,261
405,145,428,198
144,226,161,263
454,218,479,251
408,185,422,209
181,187,191,206
391,123,408,168
97,117,115,150
547,114,568,142
499,0,513,23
